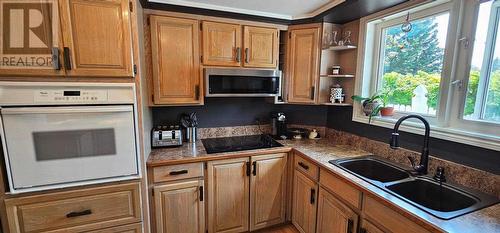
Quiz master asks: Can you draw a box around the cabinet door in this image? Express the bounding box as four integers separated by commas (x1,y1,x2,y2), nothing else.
292,170,318,233
360,220,385,233
59,0,133,77
250,153,287,231
207,157,249,233
154,179,205,233
202,21,241,67
287,26,321,103
317,187,359,233
150,16,201,105
0,0,65,76
243,26,278,68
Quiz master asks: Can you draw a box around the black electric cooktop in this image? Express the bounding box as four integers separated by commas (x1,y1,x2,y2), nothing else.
201,135,283,154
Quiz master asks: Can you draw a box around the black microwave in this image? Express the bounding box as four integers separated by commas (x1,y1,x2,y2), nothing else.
205,68,282,97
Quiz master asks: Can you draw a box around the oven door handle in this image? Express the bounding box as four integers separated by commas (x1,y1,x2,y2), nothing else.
0,106,133,115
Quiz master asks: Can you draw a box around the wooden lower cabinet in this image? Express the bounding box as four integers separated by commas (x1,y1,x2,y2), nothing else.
359,220,385,233
4,182,142,233
363,196,430,233
292,170,318,233
153,179,205,233
250,154,287,231
316,187,358,233
207,157,250,233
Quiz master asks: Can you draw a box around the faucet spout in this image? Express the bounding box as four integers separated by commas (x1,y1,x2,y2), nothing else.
390,115,430,175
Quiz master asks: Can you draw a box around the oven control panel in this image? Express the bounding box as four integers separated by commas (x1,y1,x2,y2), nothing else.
34,90,108,103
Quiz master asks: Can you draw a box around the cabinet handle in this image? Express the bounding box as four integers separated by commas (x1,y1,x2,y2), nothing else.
246,161,251,176
66,209,92,218
51,48,61,70
169,170,188,175
195,85,200,100
199,186,204,201
245,48,249,63
63,47,72,70
298,162,309,170
347,218,354,233
310,188,315,204
310,86,315,99
252,161,257,176
236,47,241,62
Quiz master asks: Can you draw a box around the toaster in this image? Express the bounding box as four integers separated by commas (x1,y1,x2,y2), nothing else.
151,125,183,148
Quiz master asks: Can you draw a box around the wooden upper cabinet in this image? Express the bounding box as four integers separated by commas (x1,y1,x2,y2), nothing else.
207,157,250,233
249,154,287,231
202,21,242,67
243,26,278,68
316,187,359,233
0,0,65,76
59,0,133,77
292,170,318,233
287,25,321,103
154,180,205,233
150,16,201,105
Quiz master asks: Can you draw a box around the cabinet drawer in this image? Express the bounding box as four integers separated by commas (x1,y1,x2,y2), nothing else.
153,162,203,183
363,196,431,233
5,182,141,233
294,153,319,181
319,169,361,209
84,223,142,233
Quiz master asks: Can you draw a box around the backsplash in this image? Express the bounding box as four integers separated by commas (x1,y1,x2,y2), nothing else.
184,123,500,197
197,124,326,139
326,128,500,198
153,97,328,128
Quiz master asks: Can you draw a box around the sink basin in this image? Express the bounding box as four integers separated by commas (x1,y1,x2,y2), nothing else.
331,156,499,219
332,157,410,183
386,178,478,212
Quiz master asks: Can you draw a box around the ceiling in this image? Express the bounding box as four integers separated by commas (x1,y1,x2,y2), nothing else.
148,0,346,20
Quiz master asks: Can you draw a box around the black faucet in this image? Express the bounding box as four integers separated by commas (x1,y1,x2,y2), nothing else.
389,115,430,175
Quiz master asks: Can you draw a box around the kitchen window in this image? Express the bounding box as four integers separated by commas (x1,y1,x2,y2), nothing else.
354,0,500,150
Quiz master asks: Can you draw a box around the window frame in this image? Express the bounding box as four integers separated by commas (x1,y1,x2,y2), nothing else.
371,5,452,124
353,0,500,151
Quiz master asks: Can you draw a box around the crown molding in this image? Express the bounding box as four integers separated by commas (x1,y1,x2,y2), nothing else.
148,0,345,20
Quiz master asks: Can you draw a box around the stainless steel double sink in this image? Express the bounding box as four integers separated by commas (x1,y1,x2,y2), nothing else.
329,156,499,220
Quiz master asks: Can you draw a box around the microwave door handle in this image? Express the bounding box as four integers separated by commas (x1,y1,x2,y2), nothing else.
0,106,133,115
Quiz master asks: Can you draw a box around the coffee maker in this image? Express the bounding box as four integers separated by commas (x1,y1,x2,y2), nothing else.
271,112,287,139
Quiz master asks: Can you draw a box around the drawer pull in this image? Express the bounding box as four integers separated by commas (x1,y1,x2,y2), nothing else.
298,162,309,170
347,218,354,233
310,188,315,204
66,209,92,218
169,170,188,175
252,161,257,176
199,186,204,201
63,47,72,70
246,162,251,176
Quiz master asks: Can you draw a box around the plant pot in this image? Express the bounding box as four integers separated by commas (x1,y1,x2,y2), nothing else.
380,107,395,116
362,101,380,116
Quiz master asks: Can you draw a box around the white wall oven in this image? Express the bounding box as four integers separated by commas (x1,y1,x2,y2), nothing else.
0,82,140,193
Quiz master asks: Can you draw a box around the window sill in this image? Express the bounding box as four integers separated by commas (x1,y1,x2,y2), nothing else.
352,115,500,151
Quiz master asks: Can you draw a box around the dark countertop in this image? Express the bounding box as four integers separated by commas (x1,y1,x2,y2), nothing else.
147,138,500,233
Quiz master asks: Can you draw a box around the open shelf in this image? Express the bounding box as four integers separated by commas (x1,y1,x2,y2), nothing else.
321,103,352,106
320,74,355,78
323,45,357,51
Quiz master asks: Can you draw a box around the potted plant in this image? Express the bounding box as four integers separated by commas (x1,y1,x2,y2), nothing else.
379,91,395,117
351,93,382,123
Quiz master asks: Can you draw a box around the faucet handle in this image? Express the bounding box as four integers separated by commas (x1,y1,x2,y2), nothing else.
433,166,446,183
407,156,416,168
